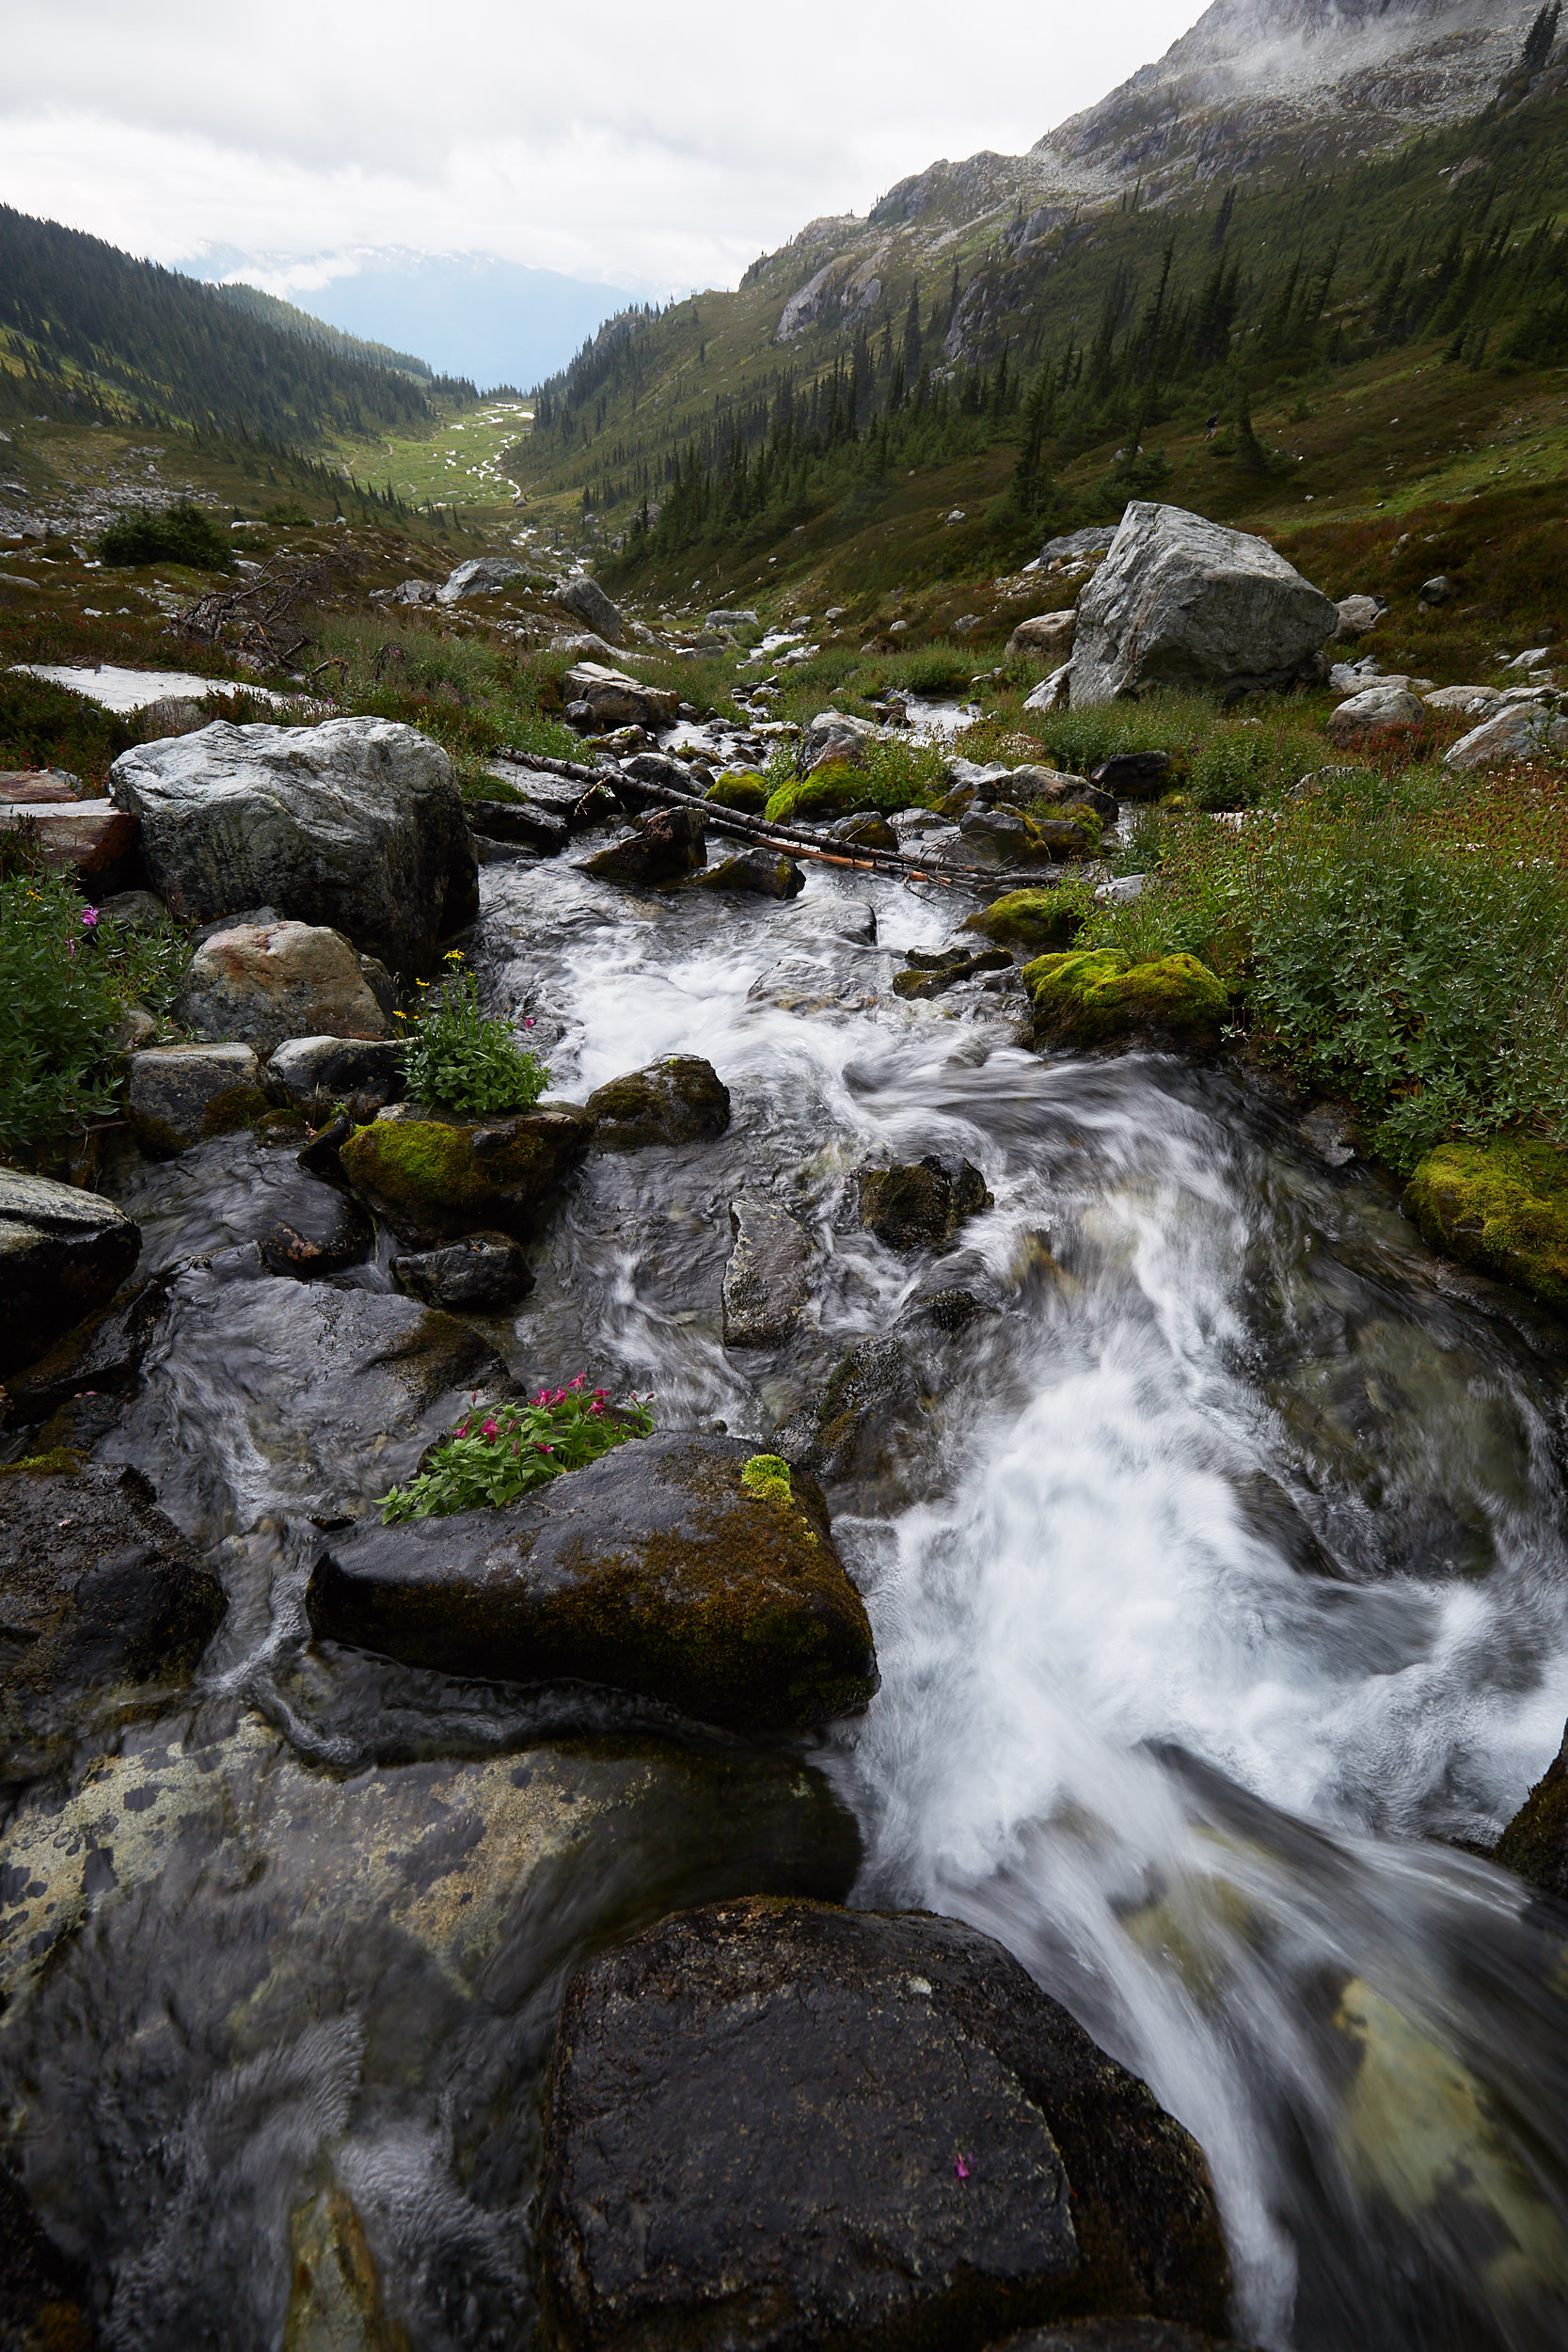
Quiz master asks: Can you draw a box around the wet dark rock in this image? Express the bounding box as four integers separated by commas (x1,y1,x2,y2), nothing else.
774,1335,927,1495
824,811,898,851
468,796,571,855
859,1156,993,1250
960,805,1090,866
962,889,1086,955
1497,1719,1568,1898
339,1106,595,1248
0,1171,141,1380
391,1232,535,1311
296,1109,355,1184
986,2325,1248,2352
585,1057,732,1152
265,1035,405,1123
0,1460,226,1782
619,752,692,800
127,1042,266,1156
538,1899,1230,2352
0,2166,95,2350
1089,752,1177,801
573,781,624,829
698,848,805,898
3,1278,169,1423
579,807,706,887
893,947,1013,999
722,1196,815,1346
108,717,479,977
257,1180,375,1280
307,1434,878,1732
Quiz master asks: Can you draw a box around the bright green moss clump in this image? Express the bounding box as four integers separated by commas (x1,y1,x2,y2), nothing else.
961,887,1089,954
339,1109,593,1244
705,771,769,815
1402,1135,1568,1311
1023,946,1228,1054
741,1453,795,1506
765,760,877,827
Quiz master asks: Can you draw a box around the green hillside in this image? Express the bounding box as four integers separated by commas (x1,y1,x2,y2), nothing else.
209,281,435,383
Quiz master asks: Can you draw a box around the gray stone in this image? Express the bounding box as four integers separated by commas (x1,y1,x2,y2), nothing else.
537,1899,1230,2352
698,849,806,898
1068,502,1337,706
799,708,876,774
178,919,390,1052
1022,663,1071,714
257,1181,374,1280
705,607,759,629
128,1042,262,1156
1324,686,1425,746
307,1433,877,1731
1418,574,1455,607
563,662,679,732
109,718,478,977
1423,685,1502,716
1006,611,1076,661
437,556,528,603
859,1156,992,1249
579,807,706,887
467,797,570,856
264,1035,405,1120
1444,705,1568,771
390,1232,534,1311
557,574,626,644
722,1196,815,1346
584,1057,732,1151
1038,523,1117,564
389,578,437,605
97,887,167,928
0,1170,141,1378
1334,595,1384,640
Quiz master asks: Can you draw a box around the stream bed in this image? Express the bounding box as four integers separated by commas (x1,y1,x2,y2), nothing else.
8,839,1568,2351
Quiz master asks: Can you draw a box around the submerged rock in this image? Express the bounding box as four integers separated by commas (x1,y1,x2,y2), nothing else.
858,1156,992,1250
0,2168,96,2352
721,1195,816,1346
774,1334,928,1499
284,2185,404,2352
1024,948,1227,1055
1402,1136,1568,1312
584,1057,732,1151
108,718,478,977
1069,503,1336,706
538,1898,1231,2352
339,1107,594,1248
1497,1717,1568,1897
0,1170,141,1378
307,1434,878,1732
579,807,706,887
179,919,392,1052
698,848,806,898
391,1231,535,1311
962,888,1086,954
127,1042,266,1156
2,1277,169,1423
258,1181,375,1280
0,1460,225,1782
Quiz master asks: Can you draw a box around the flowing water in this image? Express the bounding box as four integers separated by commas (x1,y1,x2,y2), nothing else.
9,836,1568,2350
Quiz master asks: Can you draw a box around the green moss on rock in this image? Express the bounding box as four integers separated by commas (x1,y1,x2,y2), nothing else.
961,888,1088,954
705,771,769,814
201,1084,272,1137
1402,1136,1568,1311
765,760,876,827
339,1108,594,1247
1023,946,1228,1055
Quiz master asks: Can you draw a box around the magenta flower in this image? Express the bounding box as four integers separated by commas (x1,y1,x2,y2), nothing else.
481,1418,499,1439
588,1400,605,1416
568,1374,586,1391
81,905,99,929
454,1420,471,1438
523,1017,536,1027
955,2155,970,2181
535,1441,555,1454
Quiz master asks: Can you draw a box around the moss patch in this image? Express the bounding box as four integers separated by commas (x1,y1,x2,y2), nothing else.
962,887,1090,954
1023,946,1228,1055
339,1109,593,1244
1402,1135,1568,1311
201,1084,272,1137
705,771,769,814
765,760,878,827
0,1449,84,1479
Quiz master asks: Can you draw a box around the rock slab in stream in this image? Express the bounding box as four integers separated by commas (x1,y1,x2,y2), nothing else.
537,1898,1231,2352
109,718,478,976
0,1170,141,1379
0,1461,226,1781
698,848,806,898
178,919,392,1051
1069,503,1336,706
579,807,706,887
585,1057,731,1151
339,1107,595,1248
390,1232,535,1311
307,1434,877,1731
859,1156,993,1249
722,1196,815,1346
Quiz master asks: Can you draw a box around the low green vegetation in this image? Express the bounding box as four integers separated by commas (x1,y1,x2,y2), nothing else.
378,1381,654,1521
0,865,188,1161
762,735,945,826
398,964,549,1115
98,501,233,571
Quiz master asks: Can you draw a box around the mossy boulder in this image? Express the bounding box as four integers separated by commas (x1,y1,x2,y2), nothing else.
1402,1136,1568,1312
1023,948,1227,1055
584,1057,732,1152
859,1156,992,1249
306,1432,878,1732
963,889,1088,955
765,760,880,827
338,1106,594,1248
705,770,769,815
538,1898,1232,2352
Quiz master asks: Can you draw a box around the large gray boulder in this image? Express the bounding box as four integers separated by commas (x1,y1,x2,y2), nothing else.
1068,503,1337,706
437,555,528,603
0,1170,141,1377
538,1899,1231,2352
558,574,626,645
109,718,478,976
178,919,391,1052
563,663,678,731
1444,704,1568,771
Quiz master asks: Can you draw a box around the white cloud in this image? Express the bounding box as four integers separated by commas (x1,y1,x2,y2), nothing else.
1,0,1205,294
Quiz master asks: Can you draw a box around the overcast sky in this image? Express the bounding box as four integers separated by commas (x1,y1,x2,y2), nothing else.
3,0,1205,302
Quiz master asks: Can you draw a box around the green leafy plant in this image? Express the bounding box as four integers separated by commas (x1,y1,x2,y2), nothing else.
378,1379,654,1521
396,964,549,1115
97,501,234,570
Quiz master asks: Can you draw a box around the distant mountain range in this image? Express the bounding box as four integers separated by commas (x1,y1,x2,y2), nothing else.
180,249,641,399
